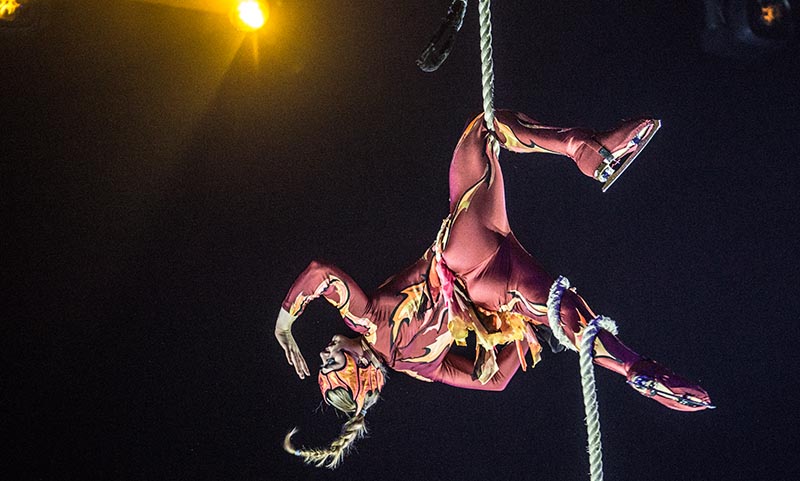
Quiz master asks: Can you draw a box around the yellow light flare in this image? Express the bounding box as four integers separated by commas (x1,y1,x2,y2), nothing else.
0,0,21,21
231,0,268,32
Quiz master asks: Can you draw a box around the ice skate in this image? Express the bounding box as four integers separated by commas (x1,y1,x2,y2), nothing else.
591,118,661,192
626,358,714,411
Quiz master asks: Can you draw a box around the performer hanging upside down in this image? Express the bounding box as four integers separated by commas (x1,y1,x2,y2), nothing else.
275,110,712,468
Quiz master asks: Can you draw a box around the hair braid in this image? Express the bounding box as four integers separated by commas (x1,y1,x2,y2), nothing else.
284,413,368,469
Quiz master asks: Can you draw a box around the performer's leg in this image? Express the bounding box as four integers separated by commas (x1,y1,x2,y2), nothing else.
442,115,511,273
558,288,640,375
443,113,710,410
443,110,660,270
493,110,659,182
496,241,712,411
552,287,712,411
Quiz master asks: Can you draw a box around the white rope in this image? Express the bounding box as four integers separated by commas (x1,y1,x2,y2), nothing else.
547,277,617,481
474,5,610,478
546,276,579,352
579,315,617,481
477,0,499,157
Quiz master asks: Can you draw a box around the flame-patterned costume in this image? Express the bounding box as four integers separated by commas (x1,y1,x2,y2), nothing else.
282,110,710,409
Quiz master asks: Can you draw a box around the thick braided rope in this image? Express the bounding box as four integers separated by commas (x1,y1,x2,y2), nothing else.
475,5,608,478
477,0,499,156
579,315,617,481
547,276,618,481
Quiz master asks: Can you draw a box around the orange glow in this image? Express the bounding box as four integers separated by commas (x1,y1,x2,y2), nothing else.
0,0,21,21
761,5,783,26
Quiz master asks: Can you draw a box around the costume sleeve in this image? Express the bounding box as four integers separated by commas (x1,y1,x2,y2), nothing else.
432,343,526,391
281,260,374,336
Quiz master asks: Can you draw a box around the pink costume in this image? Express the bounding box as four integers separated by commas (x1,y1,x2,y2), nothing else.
282,110,711,410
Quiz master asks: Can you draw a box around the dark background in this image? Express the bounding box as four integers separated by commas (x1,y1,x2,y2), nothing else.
4,1,799,480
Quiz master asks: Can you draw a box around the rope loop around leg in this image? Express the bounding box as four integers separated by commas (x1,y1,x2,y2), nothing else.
546,276,578,351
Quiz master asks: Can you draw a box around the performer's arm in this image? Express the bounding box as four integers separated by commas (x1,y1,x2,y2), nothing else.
275,307,310,379
275,260,374,378
434,343,526,391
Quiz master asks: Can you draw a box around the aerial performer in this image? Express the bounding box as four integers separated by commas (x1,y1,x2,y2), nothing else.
275,109,714,468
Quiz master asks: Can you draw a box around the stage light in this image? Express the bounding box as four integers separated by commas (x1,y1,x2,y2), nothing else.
701,0,796,62
1,0,51,33
748,0,793,38
230,0,268,32
0,0,22,21
761,4,782,25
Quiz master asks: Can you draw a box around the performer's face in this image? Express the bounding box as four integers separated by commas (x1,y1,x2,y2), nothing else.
319,335,362,374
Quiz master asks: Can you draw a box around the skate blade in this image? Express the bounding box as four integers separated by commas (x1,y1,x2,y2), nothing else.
601,119,661,193
627,377,716,410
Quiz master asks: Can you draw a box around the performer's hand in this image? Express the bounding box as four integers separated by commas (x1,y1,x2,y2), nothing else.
275,309,310,379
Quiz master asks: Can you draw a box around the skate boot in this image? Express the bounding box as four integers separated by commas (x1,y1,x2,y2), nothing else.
576,118,661,192
626,358,714,411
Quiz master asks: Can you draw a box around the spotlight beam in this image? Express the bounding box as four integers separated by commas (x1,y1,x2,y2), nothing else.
131,0,235,15
133,0,268,32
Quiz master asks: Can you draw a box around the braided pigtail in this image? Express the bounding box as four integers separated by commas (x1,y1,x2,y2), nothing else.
288,345,385,468
283,412,368,469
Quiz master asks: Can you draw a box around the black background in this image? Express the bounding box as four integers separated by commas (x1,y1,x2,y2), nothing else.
4,1,799,480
